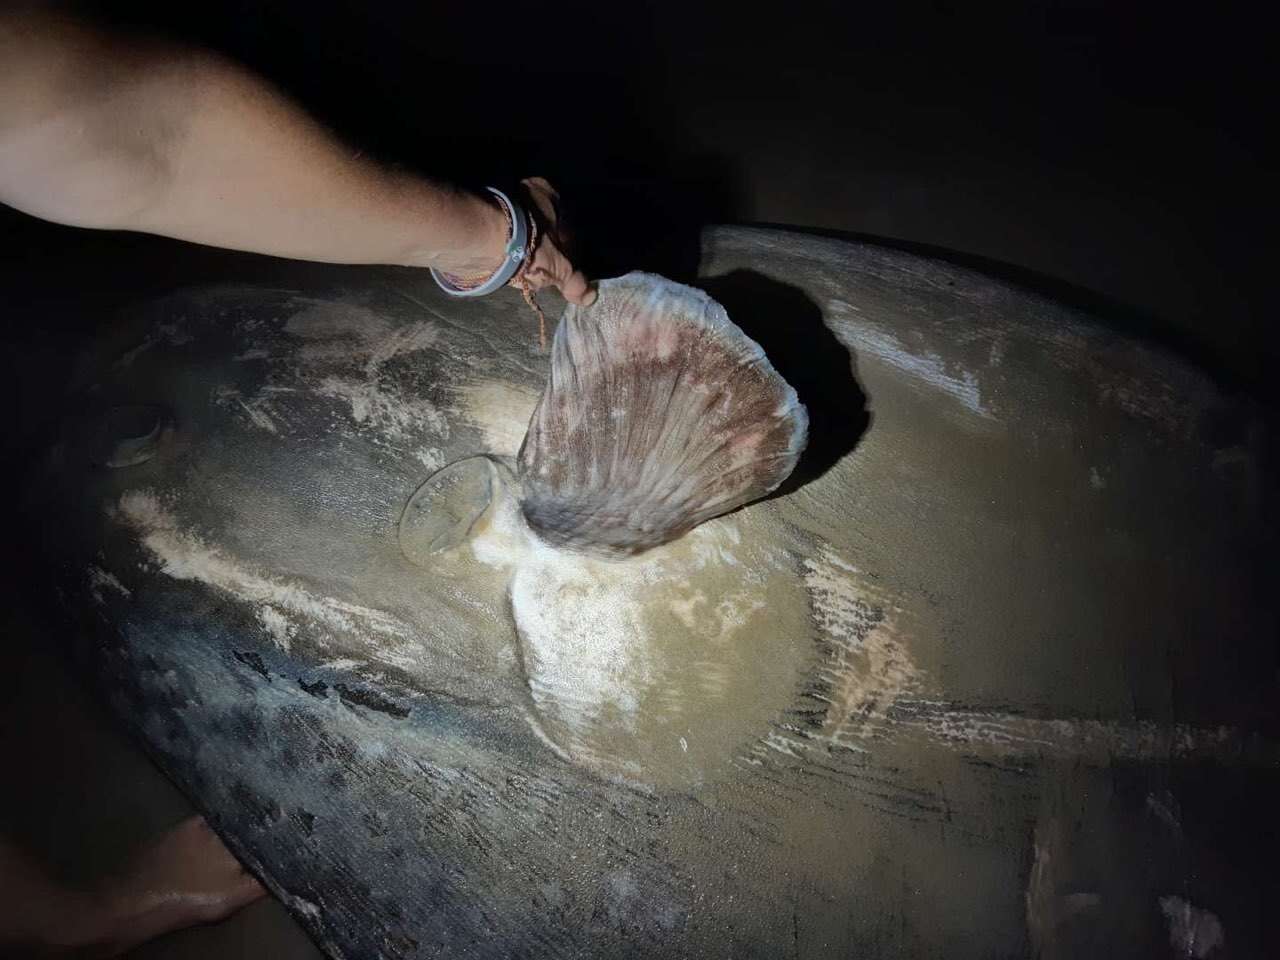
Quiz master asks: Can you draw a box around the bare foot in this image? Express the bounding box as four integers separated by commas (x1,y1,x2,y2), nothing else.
98,816,266,955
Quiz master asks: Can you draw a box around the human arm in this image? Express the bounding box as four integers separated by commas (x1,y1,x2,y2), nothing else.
0,12,594,303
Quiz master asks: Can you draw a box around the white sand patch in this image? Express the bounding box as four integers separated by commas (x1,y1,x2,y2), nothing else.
256,604,296,652
216,301,449,447
289,305,447,443
116,491,417,666
412,447,446,470
467,486,770,768
315,376,447,442
284,302,438,373
454,380,541,455
473,494,659,737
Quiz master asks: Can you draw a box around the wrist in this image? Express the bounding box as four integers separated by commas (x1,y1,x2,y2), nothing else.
403,186,507,278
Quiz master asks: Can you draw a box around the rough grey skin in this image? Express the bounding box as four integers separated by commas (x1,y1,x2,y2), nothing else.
32,227,1278,959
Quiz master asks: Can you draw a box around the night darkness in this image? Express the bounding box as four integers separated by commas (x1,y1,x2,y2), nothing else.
6,0,1276,384
1,2,1276,958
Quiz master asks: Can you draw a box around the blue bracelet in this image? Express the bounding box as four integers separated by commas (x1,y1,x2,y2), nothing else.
430,187,529,298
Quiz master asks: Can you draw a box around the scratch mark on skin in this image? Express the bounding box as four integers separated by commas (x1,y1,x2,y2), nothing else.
800,546,922,749
1027,819,1101,955
387,287,458,329
759,545,1279,768
237,398,279,434
1146,791,1182,833
1159,896,1224,958
288,893,322,921
334,683,410,719
88,565,131,604
212,385,285,435
387,286,547,380
827,300,991,418
234,649,271,681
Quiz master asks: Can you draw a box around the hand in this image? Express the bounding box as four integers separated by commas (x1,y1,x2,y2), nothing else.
518,177,597,307
102,815,266,951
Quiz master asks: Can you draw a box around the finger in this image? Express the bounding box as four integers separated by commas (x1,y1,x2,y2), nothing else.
560,270,597,306
521,175,556,198
525,243,569,290
534,244,593,306
520,177,560,226
229,873,268,910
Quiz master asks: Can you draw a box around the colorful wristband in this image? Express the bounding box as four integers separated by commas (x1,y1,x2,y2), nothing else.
430,187,530,298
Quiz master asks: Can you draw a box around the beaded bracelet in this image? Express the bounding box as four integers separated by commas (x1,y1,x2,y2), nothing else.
429,187,530,298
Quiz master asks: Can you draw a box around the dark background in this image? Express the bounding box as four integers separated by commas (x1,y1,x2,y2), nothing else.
3,0,1275,391
0,4,1274,955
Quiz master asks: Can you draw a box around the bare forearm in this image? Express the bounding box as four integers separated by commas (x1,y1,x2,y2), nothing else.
0,14,505,274
128,54,507,272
